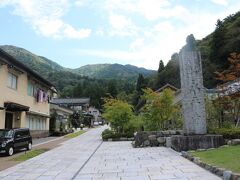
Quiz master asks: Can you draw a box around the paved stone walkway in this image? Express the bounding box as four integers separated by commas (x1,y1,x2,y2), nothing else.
0,126,220,180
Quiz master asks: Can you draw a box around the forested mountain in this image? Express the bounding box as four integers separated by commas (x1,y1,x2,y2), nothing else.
154,11,240,90
0,45,152,108
73,64,155,80
0,45,155,81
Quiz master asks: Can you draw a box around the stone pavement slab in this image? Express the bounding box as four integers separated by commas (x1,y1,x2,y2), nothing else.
75,142,221,180
0,126,106,180
0,126,221,180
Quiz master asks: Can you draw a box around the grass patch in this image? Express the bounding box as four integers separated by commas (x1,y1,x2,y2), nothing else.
190,145,240,173
12,149,48,162
65,130,86,138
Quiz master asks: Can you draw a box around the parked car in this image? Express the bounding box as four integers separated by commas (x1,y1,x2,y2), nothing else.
0,128,32,156
93,121,99,126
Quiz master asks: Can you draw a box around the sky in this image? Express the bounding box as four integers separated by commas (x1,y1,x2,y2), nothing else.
0,0,239,70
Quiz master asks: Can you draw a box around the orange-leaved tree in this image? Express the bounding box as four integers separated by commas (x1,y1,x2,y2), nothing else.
215,52,240,127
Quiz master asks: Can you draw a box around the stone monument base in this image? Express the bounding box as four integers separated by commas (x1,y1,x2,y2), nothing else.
171,134,224,152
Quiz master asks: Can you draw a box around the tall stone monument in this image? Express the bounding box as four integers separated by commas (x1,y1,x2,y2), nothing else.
179,34,207,135
171,34,224,151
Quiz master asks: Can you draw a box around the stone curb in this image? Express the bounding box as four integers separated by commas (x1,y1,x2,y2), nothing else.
181,151,240,180
33,136,65,147
103,137,134,142
33,128,90,147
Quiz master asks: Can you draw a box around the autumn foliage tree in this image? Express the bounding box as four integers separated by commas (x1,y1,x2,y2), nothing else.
215,53,240,82
214,52,240,127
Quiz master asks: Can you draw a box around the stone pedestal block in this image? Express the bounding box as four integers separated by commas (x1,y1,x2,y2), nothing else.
171,134,224,152
165,137,172,148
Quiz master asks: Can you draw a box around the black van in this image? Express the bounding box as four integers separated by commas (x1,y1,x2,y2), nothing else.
0,128,32,156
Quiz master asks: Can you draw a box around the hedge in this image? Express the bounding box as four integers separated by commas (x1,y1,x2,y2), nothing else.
208,128,240,139
101,129,133,140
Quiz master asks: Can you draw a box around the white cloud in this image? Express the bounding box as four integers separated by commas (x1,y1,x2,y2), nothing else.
108,12,138,37
103,0,186,37
76,49,155,69
0,0,17,7
63,25,91,39
104,0,187,21
75,0,85,7
129,0,171,20
1,0,91,39
129,38,144,51
109,13,131,30
211,0,228,6
75,0,93,7
74,0,240,70
89,0,240,69
1,0,240,70
34,19,63,38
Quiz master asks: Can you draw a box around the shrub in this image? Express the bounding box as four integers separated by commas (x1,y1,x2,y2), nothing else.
208,128,240,139
102,129,119,140
101,128,134,140
123,116,144,137
102,129,113,136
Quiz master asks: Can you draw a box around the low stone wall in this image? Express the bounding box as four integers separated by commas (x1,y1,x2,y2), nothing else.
227,139,240,146
133,130,183,148
171,135,224,151
133,131,224,151
30,130,49,139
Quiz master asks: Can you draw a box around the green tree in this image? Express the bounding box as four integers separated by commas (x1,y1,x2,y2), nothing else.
210,19,226,66
61,85,74,97
117,91,128,102
134,74,149,110
154,54,180,90
107,80,118,98
205,95,222,129
102,98,134,133
136,74,145,92
141,88,180,130
158,60,165,73
70,111,84,128
124,115,144,135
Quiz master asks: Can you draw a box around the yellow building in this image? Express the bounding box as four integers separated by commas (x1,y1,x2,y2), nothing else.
0,49,56,138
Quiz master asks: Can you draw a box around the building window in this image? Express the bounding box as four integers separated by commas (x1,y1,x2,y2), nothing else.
26,115,46,130
27,81,34,96
7,72,17,89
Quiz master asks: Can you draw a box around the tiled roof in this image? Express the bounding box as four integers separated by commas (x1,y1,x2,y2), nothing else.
217,81,240,96
51,98,90,105
156,83,179,93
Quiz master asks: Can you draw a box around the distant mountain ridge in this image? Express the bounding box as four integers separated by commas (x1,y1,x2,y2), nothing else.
0,45,64,77
0,45,155,80
72,63,155,79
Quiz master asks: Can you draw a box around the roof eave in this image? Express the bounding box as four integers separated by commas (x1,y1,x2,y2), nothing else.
0,48,55,89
